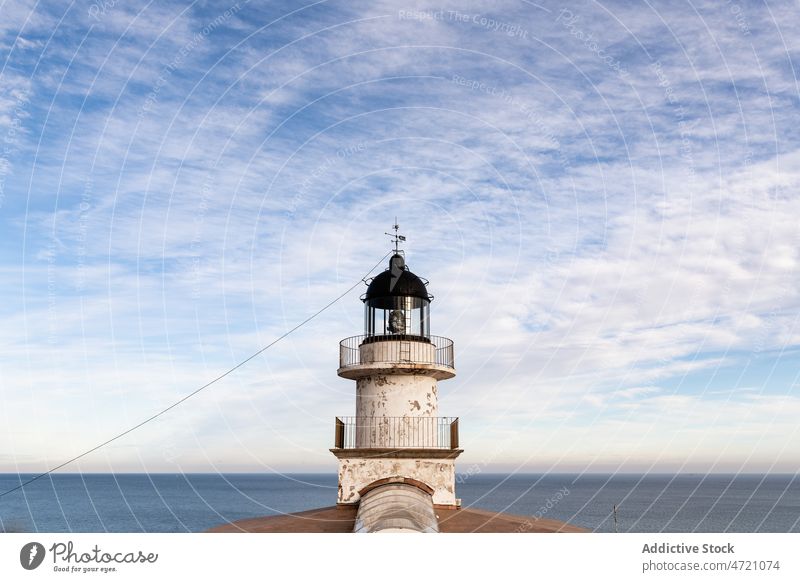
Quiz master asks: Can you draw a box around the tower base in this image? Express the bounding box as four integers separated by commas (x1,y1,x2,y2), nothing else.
331,448,463,507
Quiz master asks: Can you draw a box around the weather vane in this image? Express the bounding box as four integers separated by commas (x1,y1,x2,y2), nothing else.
385,219,406,254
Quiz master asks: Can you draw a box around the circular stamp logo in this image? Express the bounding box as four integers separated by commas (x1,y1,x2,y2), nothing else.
20,542,46,570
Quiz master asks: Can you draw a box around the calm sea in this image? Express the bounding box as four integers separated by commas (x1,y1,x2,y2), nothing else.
1,473,798,533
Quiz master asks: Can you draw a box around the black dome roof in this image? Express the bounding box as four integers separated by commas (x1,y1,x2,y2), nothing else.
364,254,431,303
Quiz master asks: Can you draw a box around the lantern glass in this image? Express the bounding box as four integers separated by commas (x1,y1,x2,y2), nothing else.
365,296,430,338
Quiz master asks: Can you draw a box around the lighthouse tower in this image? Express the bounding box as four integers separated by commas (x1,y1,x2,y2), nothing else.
209,226,584,533
331,229,462,527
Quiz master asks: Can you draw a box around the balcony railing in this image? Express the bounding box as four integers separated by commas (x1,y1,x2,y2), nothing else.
334,416,460,450
339,334,454,369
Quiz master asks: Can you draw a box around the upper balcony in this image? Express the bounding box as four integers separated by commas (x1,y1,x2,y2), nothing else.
337,334,455,380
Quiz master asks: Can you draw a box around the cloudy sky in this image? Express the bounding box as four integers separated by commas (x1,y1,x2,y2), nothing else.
1,0,798,474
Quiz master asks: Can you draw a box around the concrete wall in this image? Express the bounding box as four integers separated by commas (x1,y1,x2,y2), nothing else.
358,339,436,366
355,374,438,447
356,374,438,417
337,457,457,507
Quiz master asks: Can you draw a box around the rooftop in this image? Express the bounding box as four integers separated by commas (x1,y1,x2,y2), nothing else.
207,505,588,533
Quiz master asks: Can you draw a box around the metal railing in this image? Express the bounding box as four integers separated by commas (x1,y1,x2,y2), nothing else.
334,416,459,449
339,334,454,369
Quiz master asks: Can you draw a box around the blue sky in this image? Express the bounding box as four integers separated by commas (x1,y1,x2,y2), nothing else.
1,0,799,473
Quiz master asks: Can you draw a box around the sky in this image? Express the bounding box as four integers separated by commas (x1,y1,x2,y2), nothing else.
0,0,799,474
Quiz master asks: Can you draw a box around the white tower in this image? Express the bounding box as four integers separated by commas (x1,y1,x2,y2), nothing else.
332,231,462,519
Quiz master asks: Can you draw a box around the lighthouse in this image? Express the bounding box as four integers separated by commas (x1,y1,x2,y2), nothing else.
331,228,462,530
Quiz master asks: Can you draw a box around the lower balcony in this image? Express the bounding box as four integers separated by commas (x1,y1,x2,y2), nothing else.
333,416,460,451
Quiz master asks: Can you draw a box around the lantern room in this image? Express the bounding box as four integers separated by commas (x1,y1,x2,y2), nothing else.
363,253,431,339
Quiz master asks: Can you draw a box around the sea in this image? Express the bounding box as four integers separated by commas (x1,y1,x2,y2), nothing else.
1,473,798,533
